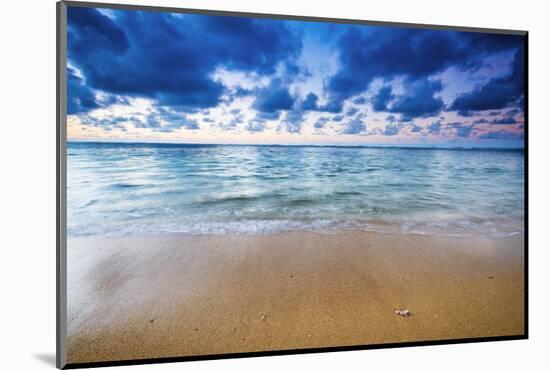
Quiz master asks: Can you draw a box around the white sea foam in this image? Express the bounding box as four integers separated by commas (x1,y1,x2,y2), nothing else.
68,217,524,239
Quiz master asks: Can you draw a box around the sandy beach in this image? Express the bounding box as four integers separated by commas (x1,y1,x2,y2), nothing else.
66,231,524,364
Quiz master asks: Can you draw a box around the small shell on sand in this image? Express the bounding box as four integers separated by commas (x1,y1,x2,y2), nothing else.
395,309,410,317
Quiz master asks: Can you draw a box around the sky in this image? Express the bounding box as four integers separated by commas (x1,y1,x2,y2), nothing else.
66,6,526,148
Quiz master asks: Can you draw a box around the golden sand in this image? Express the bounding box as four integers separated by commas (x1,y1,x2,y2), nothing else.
66,231,525,364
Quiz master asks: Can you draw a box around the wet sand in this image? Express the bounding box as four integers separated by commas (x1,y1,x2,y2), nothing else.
66,231,525,364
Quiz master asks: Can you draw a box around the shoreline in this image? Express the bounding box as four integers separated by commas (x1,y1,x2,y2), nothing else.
67,223,525,240
67,231,525,364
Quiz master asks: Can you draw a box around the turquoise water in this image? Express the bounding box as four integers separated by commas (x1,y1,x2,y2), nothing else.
67,142,524,238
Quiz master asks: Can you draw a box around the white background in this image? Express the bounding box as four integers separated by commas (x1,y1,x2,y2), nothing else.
1,0,548,368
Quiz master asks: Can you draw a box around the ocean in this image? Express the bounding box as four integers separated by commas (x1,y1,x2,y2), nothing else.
67,142,525,238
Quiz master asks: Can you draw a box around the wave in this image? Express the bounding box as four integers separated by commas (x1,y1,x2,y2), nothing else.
195,194,264,205
68,217,524,239
110,183,150,189
67,143,525,240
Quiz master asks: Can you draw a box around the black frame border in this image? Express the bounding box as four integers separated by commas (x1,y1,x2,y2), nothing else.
56,1,529,368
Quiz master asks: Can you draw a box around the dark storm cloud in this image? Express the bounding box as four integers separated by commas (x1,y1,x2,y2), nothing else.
252,79,294,113
369,80,444,121
283,61,311,79
449,48,525,112
388,79,445,121
68,7,129,55
300,92,344,113
324,26,524,115
302,93,320,111
67,7,301,112
371,86,394,112
67,67,101,114
326,27,523,107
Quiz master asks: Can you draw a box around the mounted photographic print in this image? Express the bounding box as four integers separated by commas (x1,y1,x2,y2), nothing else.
56,1,527,368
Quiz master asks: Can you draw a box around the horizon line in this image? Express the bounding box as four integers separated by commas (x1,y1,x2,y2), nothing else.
67,139,525,150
